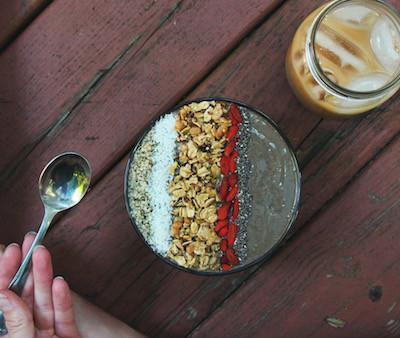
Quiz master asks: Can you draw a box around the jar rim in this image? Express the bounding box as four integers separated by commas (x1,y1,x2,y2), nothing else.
306,0,400,100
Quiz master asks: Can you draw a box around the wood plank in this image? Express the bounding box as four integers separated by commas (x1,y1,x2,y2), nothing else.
1,0,398,337
0,0,179,179
295,99,400,232
4,0,399,336
0,0,284,242
0,0,49,51
58,3,398,338
101,1,400,335
191,134,400,337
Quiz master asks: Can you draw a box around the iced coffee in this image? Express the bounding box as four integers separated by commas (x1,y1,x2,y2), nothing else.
286,0,400,117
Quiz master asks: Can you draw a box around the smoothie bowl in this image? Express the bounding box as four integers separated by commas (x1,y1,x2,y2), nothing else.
124,98,301,275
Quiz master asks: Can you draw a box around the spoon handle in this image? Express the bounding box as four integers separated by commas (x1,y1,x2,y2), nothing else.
9,208,57,294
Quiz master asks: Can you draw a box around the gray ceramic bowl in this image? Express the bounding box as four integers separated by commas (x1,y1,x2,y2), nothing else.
124,98,301,275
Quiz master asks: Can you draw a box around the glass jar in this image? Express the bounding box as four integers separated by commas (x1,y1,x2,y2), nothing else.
286,0,400,118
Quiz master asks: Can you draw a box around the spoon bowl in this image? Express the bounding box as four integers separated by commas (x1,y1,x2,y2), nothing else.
39,153,91,211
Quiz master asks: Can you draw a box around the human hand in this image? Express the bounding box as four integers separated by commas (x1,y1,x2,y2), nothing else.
0,233,81,337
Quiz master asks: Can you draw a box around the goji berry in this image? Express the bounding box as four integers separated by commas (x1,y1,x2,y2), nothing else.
232,199,239,221
217,202,231,220
220,156,230,176
229,109,238,125
221,263,231,271
229,155,237,173
227,223,238,247
227,125,239,141
221,255,228,264
229,104,243,124
218,226,228,237
218,177,229,200
230,116,238,126
228,173,238,187
224,141,236,157
226,186,238,202
220,239,228,252
226,248,240,265
214,219,228,232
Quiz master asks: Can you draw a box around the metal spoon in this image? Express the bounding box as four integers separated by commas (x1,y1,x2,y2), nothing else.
0,152,91,335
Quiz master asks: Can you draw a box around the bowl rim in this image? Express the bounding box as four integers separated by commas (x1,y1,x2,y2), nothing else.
124,97,301,276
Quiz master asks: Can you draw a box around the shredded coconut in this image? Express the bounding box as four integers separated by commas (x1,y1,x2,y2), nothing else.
148,113,177,254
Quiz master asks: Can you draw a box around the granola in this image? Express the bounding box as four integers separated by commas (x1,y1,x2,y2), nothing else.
167,101,231,270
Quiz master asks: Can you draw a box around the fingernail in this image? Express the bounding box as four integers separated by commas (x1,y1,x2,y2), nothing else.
0,293,12,311
25,231,37,237
8,243,19,249
55,276,65,281
33,245,46,251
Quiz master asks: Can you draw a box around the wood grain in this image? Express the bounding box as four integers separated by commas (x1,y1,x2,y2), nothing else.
295,99,400,232
0,0,49,50
1,0,399,336
0,0,179,181
53,2,399,337
191,134,400,338
100,0,400,335
0,0,284,242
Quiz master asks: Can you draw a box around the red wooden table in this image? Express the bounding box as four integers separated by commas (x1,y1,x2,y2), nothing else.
1,1,399,337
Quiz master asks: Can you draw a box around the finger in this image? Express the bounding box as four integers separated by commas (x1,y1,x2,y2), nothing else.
21,232,36,310
32,246,55,336
0,244,5,261
22,232,36,259
20,273,34,313
0,290,35,337
52,277,81,338
0,244,21,289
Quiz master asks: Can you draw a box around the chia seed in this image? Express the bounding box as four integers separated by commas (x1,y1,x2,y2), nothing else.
234,106,253,261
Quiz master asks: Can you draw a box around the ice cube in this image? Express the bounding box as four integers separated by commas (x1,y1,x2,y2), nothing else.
346,72,390,91
331,73,390,109
316,29,366,71
332,5,373,24
370,17,400,73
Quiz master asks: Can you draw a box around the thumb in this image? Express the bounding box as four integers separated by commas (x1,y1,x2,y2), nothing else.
0,290,34,338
